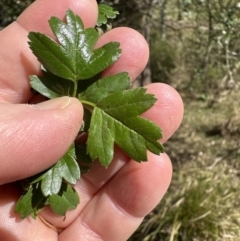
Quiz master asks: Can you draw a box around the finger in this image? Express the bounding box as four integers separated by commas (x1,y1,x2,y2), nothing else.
143,82,184,143
0,184,58,241
0,0,98,103
17,0,98,35
0,97,83,184
97,27,149,81
59,153,172,241
40,83,183,227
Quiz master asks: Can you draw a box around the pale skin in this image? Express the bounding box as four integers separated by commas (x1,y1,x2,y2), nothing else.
0,0,184,240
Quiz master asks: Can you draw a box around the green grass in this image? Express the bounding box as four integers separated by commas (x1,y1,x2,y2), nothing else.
129,89,240,241
131,161,240,241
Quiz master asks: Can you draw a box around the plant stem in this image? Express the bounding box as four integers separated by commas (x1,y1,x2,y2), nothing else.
73,81,78,97
80,100,96,108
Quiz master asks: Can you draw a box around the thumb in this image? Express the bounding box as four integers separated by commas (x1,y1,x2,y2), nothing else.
0,97,83,184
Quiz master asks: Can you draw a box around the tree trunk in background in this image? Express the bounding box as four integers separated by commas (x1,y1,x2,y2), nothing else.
134,0,157,87
111,0,158,87
160,0,168,40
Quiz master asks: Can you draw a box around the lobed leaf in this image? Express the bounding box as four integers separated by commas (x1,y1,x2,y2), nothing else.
40,144,80,196
87,107,115,166
28,9,121,82
97,88,157,119
30,75,61,99
30,67,75,98
49,183,79,216
15,8,164,219
15,188,34,219
97,3,119,27
78,72,131,104
15,185,47,219
87,88,164,166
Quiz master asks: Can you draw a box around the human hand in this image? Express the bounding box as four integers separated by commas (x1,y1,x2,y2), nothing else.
0,0,183,240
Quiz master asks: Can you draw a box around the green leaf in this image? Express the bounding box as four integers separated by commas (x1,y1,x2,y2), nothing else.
15,185,47,219
28,9,121,82
79,72,131,104
40,144,80,196
49,183,79,216
97,3,119,27
30,75,61,99
15,8,164,219
30,71,102,99
87,107,115,166
121,116,164,155
87,88,164,166
15,188,34,219
30,67,75,99
41,167,62,197
98,88,157,118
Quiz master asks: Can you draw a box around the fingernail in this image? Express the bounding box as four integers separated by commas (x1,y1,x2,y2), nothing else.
35,97,71,110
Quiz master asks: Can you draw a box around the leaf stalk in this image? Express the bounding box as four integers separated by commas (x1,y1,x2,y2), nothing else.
80,99,96,108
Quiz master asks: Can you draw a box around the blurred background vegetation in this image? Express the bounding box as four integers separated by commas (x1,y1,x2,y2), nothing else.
0,0,34,27
1,0,240,240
